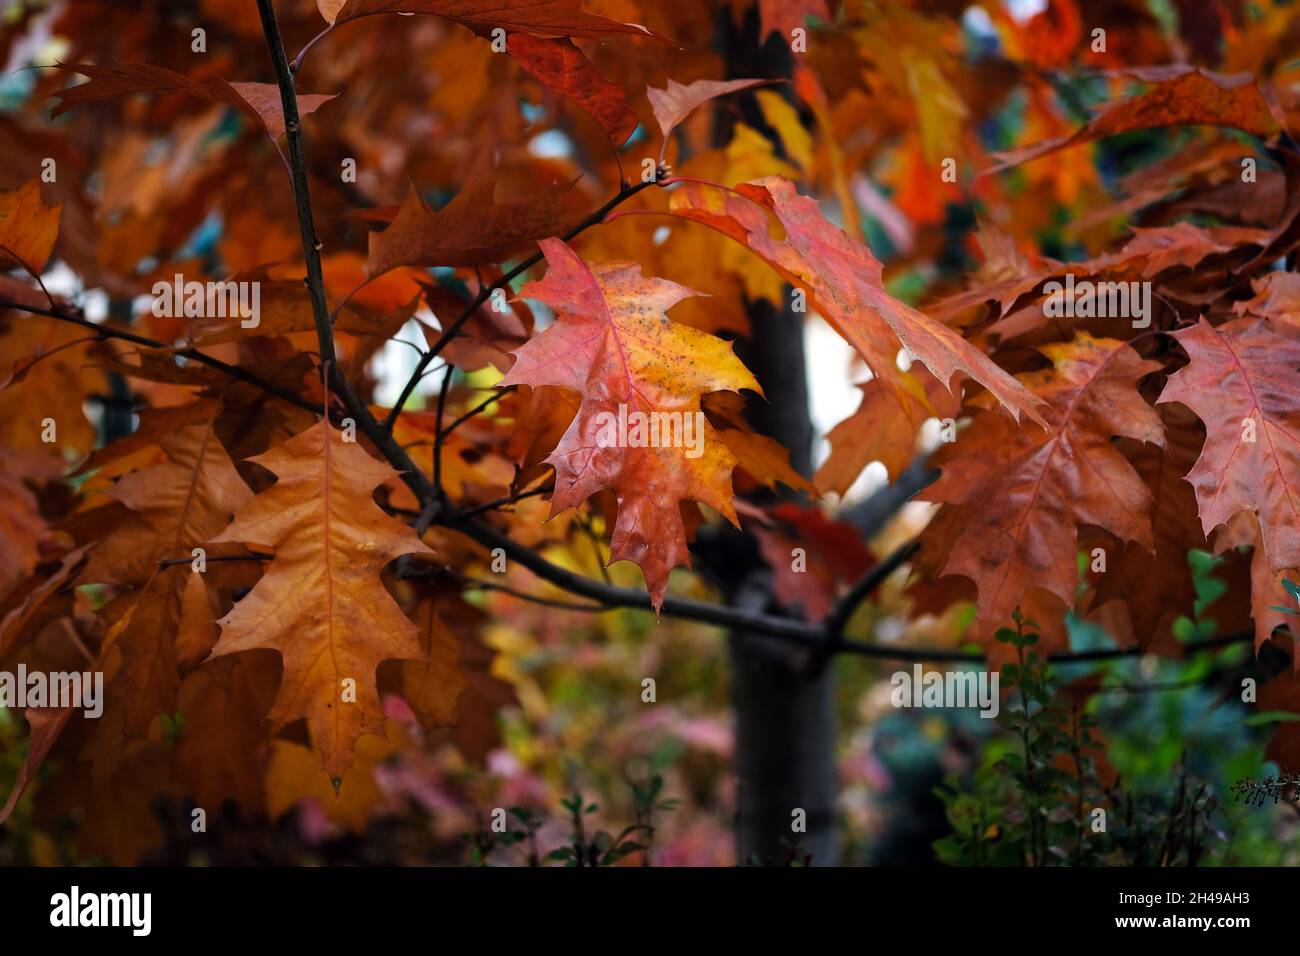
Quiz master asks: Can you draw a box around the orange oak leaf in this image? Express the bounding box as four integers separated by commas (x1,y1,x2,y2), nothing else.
499,238,760,608
319,0,660,39
1091,222,1271,279
701,392,815,495
79,421,254,746
1158,316,1300,643
923,333,1164,639
187,278,412,346
815,367,959,494
1215,511,1298,655
510,35,637,147
82,421,254,588
0,315,106,455
389,589,514,759
734,177,1045,424
367,174,574,278
175,654,280,812
386,595,468,732
0,179,61,275
49,62,337,141
1233,271,1300,333
1158,316,1300,568
210,421,435,779
647,77,770,160
666,175,1043,484
991,67,1281,171
0,449,65,597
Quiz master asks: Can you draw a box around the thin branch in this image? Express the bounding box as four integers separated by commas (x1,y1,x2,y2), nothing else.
444,504,840,647
457,484,553,519
444,386,515,437
0,296,319,414
442,504,1259,665
462,576,610,612
158,552,273,569
824,539,920,639
256,0,437,507
400,563,610,612
413,496,443,535
432,363,455,494
256,0,333,368
803,538,922,676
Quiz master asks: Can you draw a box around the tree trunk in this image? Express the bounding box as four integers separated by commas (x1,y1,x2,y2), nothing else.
701,7,839,866
729,601,839,865
727,296,838,866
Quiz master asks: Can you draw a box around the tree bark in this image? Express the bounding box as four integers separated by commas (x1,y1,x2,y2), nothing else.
702,6,839,866
727,296,838,865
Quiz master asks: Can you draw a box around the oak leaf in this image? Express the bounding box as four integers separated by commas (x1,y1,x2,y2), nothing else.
1158,316,1300,649
1215,512,1298,655
78,421,253,754
367,174,573,278
211,421,435,778
319,0,659,39
666,175,1044,483
510,35,637,147
702,392,814,495
647,77,770,160
924,333,1164,639
0,178,61,275
49,62,336,141
1092,403,1208,652
500,238,760,608
815,367,958,494
0,315,106,455
0,449,65,596
992,67,1281,171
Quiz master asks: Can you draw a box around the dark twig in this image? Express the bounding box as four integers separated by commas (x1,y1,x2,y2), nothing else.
0,296,318,414
823,539,921,640
257,0,436,506
158,552,273,568
444,386,515,437
457,484,554,519
399,563,610,612
805,539,921,675
432,363,455,495
445,503,1263,665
